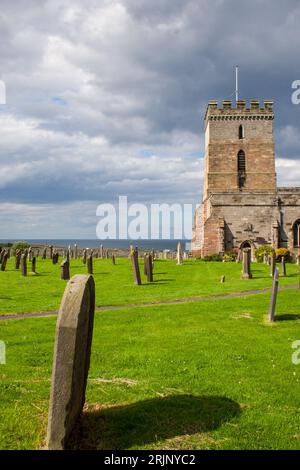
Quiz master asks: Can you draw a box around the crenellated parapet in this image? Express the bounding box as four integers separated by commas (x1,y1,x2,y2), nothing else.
205,100,274,126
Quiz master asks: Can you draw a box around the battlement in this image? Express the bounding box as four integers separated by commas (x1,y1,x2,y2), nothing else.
205,100,274,124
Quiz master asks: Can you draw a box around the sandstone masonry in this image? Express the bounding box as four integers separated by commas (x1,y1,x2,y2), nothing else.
191,100,300,257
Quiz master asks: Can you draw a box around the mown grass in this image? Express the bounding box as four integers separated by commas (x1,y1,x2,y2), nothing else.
1,288,300,450
0,257,299,314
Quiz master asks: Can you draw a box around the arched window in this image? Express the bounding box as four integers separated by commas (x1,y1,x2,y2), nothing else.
238,150,246,188
239,124,244,139
293,220,300,247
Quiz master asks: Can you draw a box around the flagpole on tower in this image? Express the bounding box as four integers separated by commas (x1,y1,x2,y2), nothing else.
235,65,239,102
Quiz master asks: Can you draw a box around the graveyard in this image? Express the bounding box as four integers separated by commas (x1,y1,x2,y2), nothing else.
0,249,300,450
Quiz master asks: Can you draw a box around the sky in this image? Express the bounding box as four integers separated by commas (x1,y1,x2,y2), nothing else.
0,0,300,239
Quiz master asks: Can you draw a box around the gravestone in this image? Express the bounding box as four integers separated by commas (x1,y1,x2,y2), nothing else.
263,254,268,264
112,254,115,265
46,275,95,450
241,249,252,279
52,253,59,265
1,251,8,271
60,260,70,280
15,250,21,269
21,254,27,277
269,268,279,322
31,257,36,273
144,253,148,275
0,250,4,264
281,256,286,277
145,254,153,282
177,242,182,265
28,247,32,262
131,248,141,285
270,252,276,278
42,247,47,260
49,245,54,260
220,275,225,283
74,244,78,260
87,255,93,274
82,249,87,264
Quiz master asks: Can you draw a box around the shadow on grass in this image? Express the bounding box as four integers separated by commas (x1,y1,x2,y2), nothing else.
69,394,241,450
275,313,300,321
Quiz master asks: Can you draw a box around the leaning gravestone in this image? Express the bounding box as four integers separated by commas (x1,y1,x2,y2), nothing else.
46,275,95,450
270,252,276,278
269,267,279,322
131,248,142,285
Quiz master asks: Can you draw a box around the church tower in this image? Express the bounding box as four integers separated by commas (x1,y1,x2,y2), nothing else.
203,99,276,198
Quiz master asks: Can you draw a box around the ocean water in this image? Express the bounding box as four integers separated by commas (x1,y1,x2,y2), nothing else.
0,239,191,251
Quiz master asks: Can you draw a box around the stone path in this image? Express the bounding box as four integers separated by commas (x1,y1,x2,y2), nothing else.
0,285,297,321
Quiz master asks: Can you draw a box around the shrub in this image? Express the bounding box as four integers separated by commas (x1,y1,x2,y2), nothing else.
12,241,30,255
275,248,291,262
223,251,238,262
255,245,274,263
203,253,223,262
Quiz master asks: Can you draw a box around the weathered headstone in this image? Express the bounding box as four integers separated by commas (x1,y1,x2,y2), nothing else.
177,242,182,264
31,257,36,273
1,251,8,271
42,247,47,260
112,254,115,265
220,275,225,283
27,247,32,262
46,275,95,450
87,255,93,274
145,254,153,282
15,250,21,269
82,249,87,264
131,248,141,285
269,267,279,322
21,254,27,277
49,245,54,260
52,252,59,265
241,249,252,279
144,253,148,275
60,260,70,280
74,244,78,260
270,252,276,278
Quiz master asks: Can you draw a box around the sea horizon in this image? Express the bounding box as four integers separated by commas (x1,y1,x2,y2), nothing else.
0,239,191,251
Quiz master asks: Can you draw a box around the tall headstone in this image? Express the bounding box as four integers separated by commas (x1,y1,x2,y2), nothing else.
1,251,8,271
60,260,70,280
82,249,87,264
87,255,93,274
241,249,252,279
281,256,286,277
21,254,27,277
270,252,276,278
145,254,153,282
49,245,54,260
27,247,32,262
131,248,141,285
31,257,36,273
42,247,47,260
74,244,78,260
269,268,279,322
15,250,21,269
112,254,115,265
46,275,95,450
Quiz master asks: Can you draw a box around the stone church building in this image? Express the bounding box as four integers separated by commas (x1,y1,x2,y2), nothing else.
191,99,300,258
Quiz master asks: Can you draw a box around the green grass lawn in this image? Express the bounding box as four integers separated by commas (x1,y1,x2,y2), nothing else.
0,258,300,449
0,257,299,314
0,287,300,450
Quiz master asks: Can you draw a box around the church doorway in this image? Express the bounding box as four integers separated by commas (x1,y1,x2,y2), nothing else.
293,220,300,248
239,240,255,261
